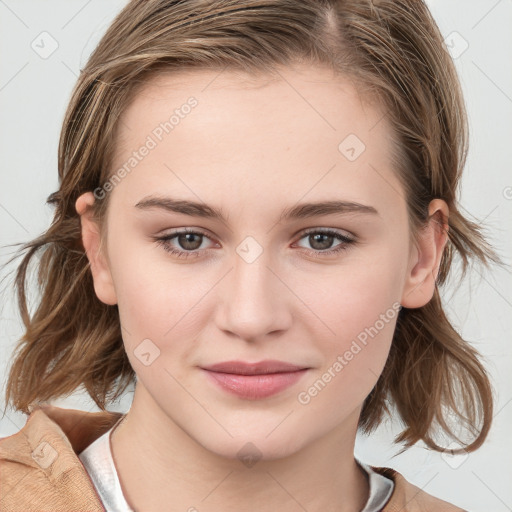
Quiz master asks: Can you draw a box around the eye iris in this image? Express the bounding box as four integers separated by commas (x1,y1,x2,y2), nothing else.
310,233,333,250
178,233,202,250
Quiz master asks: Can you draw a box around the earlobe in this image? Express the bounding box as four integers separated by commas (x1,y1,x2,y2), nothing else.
401,199,449,309
75,192,117,306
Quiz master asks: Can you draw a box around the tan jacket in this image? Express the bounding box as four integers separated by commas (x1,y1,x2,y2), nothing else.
0,405,465,511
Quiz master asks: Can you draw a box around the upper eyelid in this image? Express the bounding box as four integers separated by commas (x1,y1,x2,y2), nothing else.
299,227,354,239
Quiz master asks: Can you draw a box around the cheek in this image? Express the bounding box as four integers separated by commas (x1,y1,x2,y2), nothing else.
292,248,405,408
105,230,198,348
297,242,405,341
294,294,398,423
114,265,208,342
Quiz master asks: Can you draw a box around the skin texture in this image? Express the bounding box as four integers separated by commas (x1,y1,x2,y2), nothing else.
76,64,449,512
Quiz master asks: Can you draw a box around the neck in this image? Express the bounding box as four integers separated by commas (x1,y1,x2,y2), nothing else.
111,385,369,512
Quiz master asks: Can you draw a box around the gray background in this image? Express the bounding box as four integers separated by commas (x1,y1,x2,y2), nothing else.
1,1,511,510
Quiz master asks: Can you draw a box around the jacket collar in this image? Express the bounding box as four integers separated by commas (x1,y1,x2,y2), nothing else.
0,405,463,511
0,405,124,511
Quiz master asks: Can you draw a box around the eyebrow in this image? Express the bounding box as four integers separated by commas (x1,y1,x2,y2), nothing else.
134,195,379,222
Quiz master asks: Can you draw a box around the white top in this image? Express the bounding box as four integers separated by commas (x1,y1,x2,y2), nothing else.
79,420,394,512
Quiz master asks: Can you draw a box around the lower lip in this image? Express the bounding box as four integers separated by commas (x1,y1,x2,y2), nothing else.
202,369,309,400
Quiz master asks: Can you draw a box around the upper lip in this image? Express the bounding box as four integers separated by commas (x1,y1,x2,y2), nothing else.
202,360,308,375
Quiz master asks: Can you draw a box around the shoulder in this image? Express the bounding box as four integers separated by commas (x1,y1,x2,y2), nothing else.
373,466,467,512
0,405,122,511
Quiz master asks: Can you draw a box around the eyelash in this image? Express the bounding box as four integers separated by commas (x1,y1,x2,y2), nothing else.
154,227,355,260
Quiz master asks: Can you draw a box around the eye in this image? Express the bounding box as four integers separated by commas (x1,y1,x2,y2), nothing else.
294,228,355,257
153,227,356,260
154,228,216,259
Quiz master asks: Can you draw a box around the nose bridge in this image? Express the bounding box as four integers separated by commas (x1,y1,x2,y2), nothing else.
216,239,291,340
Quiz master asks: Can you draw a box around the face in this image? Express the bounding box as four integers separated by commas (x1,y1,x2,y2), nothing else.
78,63,445,461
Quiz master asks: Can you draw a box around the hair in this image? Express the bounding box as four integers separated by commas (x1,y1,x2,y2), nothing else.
2,0,503,454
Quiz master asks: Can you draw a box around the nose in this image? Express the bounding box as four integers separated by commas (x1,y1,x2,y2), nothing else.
214,248,293,342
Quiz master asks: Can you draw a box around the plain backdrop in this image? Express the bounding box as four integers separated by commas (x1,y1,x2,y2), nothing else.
0,1,511,511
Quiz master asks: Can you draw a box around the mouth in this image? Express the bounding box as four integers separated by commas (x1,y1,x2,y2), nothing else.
200,360,310,400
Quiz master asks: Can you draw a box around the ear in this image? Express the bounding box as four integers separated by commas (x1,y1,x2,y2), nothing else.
75,192,117,305
401,199,449,309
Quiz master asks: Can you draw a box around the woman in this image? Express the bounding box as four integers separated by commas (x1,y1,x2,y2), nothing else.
1,1,501,510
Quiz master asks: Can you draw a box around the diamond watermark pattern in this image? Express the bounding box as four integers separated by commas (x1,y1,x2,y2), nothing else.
444,31,469,60
237,442,263,468
134,338,161,366
236,236,263,264
31,31,59,59
31,441,58,469
338,134,366,162
441,441,469,469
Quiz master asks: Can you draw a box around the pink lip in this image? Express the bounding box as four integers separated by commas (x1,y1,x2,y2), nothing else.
201,360,309,400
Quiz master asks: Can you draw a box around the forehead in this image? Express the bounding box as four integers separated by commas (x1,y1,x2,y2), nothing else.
117,63,387,147
109,64,404,221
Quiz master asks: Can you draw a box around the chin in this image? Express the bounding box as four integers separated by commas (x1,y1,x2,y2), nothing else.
195,427,309,464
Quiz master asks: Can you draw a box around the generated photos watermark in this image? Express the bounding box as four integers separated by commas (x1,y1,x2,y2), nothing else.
93,96,198,200
297,301,402,405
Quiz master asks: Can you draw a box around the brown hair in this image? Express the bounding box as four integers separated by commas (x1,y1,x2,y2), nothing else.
2,0,502,454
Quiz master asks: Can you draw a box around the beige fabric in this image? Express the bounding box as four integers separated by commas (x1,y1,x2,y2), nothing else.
0,405,465,511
